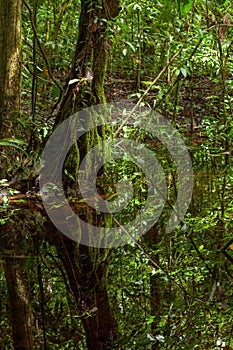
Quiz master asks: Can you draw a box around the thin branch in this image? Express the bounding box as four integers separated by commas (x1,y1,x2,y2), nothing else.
114,46,184,138
113,218,189,296
23,0,62,91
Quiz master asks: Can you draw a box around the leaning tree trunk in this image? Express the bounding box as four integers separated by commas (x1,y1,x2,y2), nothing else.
48,1,121,348
0,1,33,349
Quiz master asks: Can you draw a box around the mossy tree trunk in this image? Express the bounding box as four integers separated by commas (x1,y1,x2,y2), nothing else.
50,1,121,349
55,0,120,123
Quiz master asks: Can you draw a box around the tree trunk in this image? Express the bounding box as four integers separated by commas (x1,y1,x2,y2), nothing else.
144,224,160,349
54,0,121,124
0,1,33,348
78,244,118,349
0,0,22,141
49,1,121,348
53,234,118,349
4,257,33,350
0,0,22,179
2,222,33,350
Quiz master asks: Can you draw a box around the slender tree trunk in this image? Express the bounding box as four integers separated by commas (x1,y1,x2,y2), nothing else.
144,224,160,349
4,257,33,350
0,1,33,348
0,0,22,179
0,0,22,141
2,222,33,350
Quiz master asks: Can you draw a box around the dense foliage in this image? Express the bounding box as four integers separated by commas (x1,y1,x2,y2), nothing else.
1,0,233,349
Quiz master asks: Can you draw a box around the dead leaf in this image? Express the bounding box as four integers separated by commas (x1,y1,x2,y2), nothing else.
85,67,93,83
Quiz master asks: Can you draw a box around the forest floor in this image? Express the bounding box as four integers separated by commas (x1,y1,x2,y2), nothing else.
21,72,225,156
104,74,217,147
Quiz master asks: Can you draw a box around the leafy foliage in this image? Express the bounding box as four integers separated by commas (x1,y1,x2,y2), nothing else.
1,0,233,348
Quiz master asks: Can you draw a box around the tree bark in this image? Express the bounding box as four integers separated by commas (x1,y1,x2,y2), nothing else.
54,0,121,124
50,2,121,348
0,1,33,348
44,1,121,348
0,0,22,140
54,234,118,349
2,222,33,350
0,0,22,180
4,257,33,350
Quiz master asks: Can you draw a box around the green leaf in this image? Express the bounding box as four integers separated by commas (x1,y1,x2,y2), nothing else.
125,41,136,52
181,66,188,77
216,0,229,5
0,139,26,151
1,138,26,145
176,0,194,18
146,316,155,325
